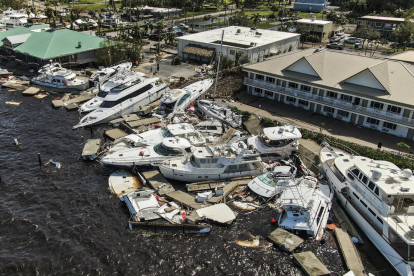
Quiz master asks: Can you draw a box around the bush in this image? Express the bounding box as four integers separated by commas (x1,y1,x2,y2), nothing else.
171,56,182,65
232,107,251,121
188,30,199,34
260,117,279,127
268,14,276,19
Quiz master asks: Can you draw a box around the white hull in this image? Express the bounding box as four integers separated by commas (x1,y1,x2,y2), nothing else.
247,136,299,158
32,79,87,90
197,100,242,128
323,164,413,276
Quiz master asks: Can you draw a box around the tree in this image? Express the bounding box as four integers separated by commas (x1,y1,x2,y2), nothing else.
45,7,54,23
270,4,279,17
308,34,320,47
353,25,381,55
348,0,366,16
228,12,251,27
397,142,410,155
393,19,414,51
95,39,142,67
235,51,242,66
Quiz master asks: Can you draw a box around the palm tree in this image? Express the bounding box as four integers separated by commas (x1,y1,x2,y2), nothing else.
270,4,278,17
45,7,54,23
250,12,260,28
26,8,31,19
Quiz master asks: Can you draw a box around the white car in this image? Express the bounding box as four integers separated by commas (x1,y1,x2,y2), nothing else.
176,23,189,30
335,33,345,39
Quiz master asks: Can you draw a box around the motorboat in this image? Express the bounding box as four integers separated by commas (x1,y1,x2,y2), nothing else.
320,143,414,276
121,189,160,221
158,139,267,183
5,14,27,29
247,125,301,160
101,137,190,167
197,100,242,128
32,61,87,90
88,61,132,88
75,18,98,28
81,64,137,113
156,79,213,119
73,76,168,129
195,120,224,137
0,23,6,32
276,176,332,240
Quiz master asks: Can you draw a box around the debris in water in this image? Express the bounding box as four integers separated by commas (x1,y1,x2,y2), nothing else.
5,101,22,105
231,201,258,211
236,233,272,248
45,159,62,169
14,138,19,146
33,92,49,99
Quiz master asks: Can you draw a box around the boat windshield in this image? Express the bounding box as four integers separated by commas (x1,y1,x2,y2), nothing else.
97,90,109,97
162,130,173,138
258,169,294,187
100,83,153,108
259,137,295,147
153,143,182,156
177,91,191,107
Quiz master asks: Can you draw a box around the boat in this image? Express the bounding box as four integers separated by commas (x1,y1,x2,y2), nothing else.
72,76,168,129
158,139,267,183
0,8,28,29
194,120,225,137
246,125,302,161
155,79,213,119
320,143,414,276
121,189,161,221
101,137,190,167
197,100,242,128
32,61,87,90
276,176,332,240
81,64,138,113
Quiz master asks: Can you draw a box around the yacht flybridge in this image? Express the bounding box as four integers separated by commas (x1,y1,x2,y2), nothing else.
88,62,132,88
32,62,87,90
247,125,301,160
197,100,242,128
320,144,414,276
73,76,167,129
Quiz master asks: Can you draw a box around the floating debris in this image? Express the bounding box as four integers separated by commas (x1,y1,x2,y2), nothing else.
235,233,260,247
45,159,62,169
109,170,142,197
196,203,236,224
33,92,49,99
5,101,22,105
22,87,41,95
231,201,259,211
81,139,102,161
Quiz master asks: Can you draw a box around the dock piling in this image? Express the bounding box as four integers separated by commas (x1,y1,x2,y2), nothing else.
38,153,42,166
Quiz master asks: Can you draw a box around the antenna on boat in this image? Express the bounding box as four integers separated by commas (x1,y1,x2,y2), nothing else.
213,30,224,101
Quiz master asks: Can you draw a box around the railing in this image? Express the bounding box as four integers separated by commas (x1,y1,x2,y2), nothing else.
244,78,414,127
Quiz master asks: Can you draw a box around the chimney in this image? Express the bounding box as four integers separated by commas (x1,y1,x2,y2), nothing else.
78,41,81,48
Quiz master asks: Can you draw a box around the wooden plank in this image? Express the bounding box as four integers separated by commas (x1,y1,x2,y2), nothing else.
267,228,304,253
64,91,97,105
127,117,160,128
22,87,40,95
140,170,175,196
214,127,236,145
122,114,141,122
243,114,263,136
334,228,365,276
293,252,330,276
52,100,65,108
165,191,205,210
65,102,79,110
108,118,125,125
207,178,251,204
104,128,128,140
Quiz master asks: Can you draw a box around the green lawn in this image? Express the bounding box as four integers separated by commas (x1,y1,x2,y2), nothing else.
82,3,122,11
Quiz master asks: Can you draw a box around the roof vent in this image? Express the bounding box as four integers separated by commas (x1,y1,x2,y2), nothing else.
78,41,81,48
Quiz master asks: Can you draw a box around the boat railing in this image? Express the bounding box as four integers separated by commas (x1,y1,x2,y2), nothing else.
321,138,359,156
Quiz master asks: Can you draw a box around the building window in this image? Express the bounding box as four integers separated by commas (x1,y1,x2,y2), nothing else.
370,101,384,110
323,106,335,113
238,51,244,56
230,49,235,55
266,76,275,83
254,87,262,94
301,85,311,92
298,99,308,106
337,110,349,117
288,82,298,89
387,105,401,114
326,91,338,98
383,122,397,130
286,96,296,103
367,117,380,125
255,74,264,81
265,90,273,97
340,94,352,102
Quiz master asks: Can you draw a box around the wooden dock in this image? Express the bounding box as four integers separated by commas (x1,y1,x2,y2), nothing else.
267,228,304,253
127,117,160,128
214,127,236,145
331,201,364,244
104,128,128,140
140,170,175,196
293,252,330,276
207,177,251,204
165,190,205,210
334,228,365,276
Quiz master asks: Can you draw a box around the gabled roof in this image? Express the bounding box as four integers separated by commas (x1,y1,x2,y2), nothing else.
243,49,414,106
13,28,105,60
0,24,49,46
5,33,31,45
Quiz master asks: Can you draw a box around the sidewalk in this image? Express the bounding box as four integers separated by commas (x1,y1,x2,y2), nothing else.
229,92,414,154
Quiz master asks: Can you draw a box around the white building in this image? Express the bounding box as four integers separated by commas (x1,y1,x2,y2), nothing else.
176,26,300,64
243,48,414,139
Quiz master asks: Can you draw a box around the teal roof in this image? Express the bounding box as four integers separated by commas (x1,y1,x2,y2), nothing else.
0,24,50,46
13,28,106,60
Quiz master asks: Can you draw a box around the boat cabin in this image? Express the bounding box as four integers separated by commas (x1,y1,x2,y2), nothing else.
260,126,302,148
159,89,189,115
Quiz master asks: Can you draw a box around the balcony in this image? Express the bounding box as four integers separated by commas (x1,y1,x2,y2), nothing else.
244,77,414,127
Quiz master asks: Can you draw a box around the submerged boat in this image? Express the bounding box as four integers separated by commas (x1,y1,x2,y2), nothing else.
320,143,414,276
276,177,332,240
32,62,87,90
156,79,213,118
73,77,168,129
197,100,242,128
247,125,302,160
81,69,143,113
88,61,132,88
158,139,267,183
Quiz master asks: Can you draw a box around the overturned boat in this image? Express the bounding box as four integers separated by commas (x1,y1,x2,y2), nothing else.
197,100,242,128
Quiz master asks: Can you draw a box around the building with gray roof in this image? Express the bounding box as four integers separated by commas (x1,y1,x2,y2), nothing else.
243,48,414,139
293,0,328,13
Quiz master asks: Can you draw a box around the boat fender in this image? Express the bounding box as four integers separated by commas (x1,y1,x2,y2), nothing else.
139,151,145,156
65,82,68,86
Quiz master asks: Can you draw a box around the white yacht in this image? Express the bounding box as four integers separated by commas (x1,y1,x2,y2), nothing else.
156,79,213,119
197,100,242,128
195,120,224,137
101,137,190,167
247,125,301,160
276,177,332,240
81,64,137,113
121,189,161,221
75,18,98,28
73,76,168,129
158,140,267,183
32,62,87,90
320,144,414,276
5,14,27,29
102,123,206,167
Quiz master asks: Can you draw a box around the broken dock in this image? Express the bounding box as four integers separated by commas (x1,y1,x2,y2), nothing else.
140,170,175,196
293,252,330,276
334,228,365,276
267,228,304,253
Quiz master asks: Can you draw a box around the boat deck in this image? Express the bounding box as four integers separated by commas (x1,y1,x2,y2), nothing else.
140,170,175,196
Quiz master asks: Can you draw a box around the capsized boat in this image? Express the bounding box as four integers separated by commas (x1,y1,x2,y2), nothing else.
155,79,213,118
88,61,133,88
121,189,160,221
276,177,333,240
101,137,190,167
32,61,87,90
247,125,301,160
81,69,143,113
158,139,267,183
73,77,168,129
197,100,242,128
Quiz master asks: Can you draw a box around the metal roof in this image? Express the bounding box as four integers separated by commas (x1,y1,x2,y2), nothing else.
5,33,31,45
243,49,414,106
0,24,49,46
389,51,414,64
13,28,105,60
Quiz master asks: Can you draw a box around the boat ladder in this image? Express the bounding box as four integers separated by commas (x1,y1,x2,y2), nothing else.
397,198,405,211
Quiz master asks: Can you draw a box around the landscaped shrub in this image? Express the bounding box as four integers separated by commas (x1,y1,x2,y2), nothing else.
171,56,182,65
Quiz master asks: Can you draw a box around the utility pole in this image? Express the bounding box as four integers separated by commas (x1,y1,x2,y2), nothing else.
192,2,195,31
213,30,224,100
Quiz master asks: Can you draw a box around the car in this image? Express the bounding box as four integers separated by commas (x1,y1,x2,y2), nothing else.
101,8,108,12
176,31,185,36
345,37,357,44
326,43,345,50
329,36,341,42
335,33,345,39
176,23,189,30
149,34,160,40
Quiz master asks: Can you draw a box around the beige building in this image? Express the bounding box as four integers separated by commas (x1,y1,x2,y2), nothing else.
357,16,414,40
295,18,333,42
243,49,414,139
